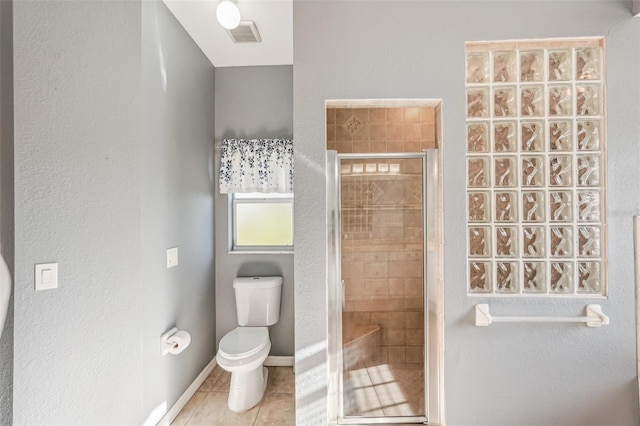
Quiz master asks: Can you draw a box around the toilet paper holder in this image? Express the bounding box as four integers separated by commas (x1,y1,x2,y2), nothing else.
160,327,191,356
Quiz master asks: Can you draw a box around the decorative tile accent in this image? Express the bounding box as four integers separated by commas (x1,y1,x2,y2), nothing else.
343,114,363,135
363,182,383,203
465,38,606,296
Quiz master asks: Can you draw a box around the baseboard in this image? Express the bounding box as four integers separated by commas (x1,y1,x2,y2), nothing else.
264,355,295,371
156,357,217,426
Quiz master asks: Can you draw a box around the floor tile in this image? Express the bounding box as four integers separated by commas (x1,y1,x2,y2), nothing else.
266,367,295,394
254,392,295,426
173,362,425,423
370,364,424,416
197,367,225,392
343,367,384,417
173,364,300,425
375,380,414,417
209,370,231,392
186,391,260,426
170,392,207,426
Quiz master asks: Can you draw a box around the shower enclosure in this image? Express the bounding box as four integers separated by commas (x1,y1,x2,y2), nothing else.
327,150,439,425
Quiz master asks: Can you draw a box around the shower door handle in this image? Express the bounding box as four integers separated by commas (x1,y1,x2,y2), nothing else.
341,280,345,308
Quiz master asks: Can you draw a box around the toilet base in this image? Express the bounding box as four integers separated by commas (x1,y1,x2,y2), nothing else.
227,366,269,412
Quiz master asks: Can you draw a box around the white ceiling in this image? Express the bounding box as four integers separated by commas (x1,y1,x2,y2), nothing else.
163,0,293,68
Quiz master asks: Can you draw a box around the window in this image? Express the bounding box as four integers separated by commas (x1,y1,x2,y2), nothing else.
230,192,294,252
465,37,606,296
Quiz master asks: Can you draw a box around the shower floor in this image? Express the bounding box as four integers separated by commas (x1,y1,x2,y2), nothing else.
343,363,424,418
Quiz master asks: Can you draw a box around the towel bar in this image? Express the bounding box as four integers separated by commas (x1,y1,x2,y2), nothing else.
474,303,609,327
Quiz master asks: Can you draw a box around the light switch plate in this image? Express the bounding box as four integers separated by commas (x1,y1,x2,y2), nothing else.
167,247,178,268
35,263,58,291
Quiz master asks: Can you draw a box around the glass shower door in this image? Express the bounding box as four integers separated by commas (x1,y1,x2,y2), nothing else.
335,153,427,424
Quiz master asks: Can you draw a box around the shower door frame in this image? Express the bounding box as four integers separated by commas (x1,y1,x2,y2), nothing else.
327,151,436,425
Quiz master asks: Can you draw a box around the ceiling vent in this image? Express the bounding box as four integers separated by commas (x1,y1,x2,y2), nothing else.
227,21,262,43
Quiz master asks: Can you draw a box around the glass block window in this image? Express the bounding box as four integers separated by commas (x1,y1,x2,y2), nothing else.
465,38,606,296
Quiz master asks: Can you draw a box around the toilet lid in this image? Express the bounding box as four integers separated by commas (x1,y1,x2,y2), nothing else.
219,327,269,359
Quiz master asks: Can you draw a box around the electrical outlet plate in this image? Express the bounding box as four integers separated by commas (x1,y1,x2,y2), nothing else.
167,247,178,268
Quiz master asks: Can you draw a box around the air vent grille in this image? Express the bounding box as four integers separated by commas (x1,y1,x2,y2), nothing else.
227,21,262,43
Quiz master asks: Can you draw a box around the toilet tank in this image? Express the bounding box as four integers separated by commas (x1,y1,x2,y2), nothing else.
233,276,283,326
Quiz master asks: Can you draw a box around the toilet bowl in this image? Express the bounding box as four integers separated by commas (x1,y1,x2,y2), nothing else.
216,277,282,412
217,327,271,412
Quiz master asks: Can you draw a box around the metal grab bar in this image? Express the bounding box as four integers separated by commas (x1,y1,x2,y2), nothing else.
474,303,609,327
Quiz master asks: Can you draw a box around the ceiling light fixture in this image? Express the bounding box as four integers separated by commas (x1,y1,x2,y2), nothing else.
216,0,241,30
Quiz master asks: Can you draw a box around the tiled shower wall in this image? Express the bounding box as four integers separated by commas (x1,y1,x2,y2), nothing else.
341,159,423,368
327,107,436,153
328,106,435,368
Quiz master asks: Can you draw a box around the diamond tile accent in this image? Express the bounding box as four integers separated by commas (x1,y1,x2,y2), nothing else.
343,115,363,135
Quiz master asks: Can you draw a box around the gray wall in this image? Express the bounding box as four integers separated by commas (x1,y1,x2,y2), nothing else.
13,1,145,423
141,0,216,420
0,0,13,424
293,1,640,425
214,66,294,355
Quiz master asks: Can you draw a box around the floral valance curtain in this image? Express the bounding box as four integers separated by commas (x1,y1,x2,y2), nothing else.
219,138,294,194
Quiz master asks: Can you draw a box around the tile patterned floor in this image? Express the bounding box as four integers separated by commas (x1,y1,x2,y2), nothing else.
343,364,424,418
172,365,295,426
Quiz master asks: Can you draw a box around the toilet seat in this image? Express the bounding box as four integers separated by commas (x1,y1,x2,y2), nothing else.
218,327,269,359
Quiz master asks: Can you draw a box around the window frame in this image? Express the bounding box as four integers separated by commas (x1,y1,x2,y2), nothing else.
228,192,294,254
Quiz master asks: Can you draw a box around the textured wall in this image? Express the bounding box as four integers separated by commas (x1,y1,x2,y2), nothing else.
13,1,144,423
214,66,294,355
293,1,640,425
141,1,216,421
0,0,13,423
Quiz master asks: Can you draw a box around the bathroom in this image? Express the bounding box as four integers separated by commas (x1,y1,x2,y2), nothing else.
2,1,640,426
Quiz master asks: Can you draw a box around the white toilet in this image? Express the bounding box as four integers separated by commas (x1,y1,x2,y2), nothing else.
216,276,282,412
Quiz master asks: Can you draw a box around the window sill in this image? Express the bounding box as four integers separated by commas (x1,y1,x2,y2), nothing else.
227,250,294,255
